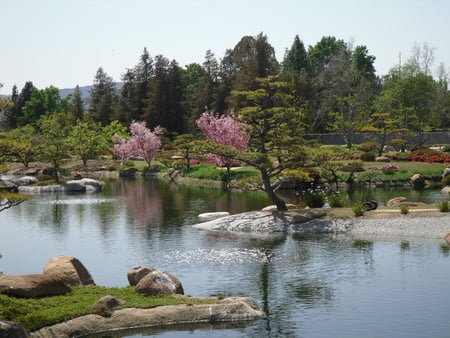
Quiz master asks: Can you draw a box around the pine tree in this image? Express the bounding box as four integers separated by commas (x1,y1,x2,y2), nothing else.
89,67,117,126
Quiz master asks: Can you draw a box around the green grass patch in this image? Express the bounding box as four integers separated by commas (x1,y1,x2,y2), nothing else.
184,164,259,182
0,285,217,332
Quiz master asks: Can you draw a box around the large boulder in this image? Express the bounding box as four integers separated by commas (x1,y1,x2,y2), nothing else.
127,266,155,286
14,176,38,186
0,274,70,298
411,173,426,189
43,255,95,286
386,197,425,207
134,270,184,296
0,320,30,337
65,178,104,192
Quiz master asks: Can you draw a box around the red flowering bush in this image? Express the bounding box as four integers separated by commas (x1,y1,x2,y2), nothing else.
411,149,450,163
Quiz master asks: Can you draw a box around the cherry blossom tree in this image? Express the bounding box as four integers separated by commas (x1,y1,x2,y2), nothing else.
196,111,249,170
128,121,163,166
113,121,162,168
113,134,133,167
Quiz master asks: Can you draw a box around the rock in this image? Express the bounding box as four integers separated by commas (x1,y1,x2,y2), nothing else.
261,204,297,211
198,212,230,223
375,156,391,162
65,178,104,192
42,167,57,177
443,167,450,182
0,320,30,337
0,274,70,298
387,197,407,207
135,270,184,296
18,184,63,193
14,176,38,186
43,256,95,286
22,167,40,176
31,296,265,337
386,196,426,207
0,180,18,193
363,200,378,211
444,233,450,243
119,167,138,177
291,210,326,223
442,186,450,194
91,295,125,313
127,266,155,286
411,173,426,188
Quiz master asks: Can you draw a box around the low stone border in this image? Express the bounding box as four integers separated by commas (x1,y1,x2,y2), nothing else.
30,296,265,338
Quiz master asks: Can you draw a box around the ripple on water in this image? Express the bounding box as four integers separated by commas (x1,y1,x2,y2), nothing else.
161,247,272,266
42,198,116,205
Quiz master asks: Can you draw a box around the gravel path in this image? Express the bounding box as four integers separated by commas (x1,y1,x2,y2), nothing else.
347,213,450,243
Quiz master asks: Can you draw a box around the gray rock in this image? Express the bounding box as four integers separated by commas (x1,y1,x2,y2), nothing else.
0,180,18,192
65,178,104,192
0,320,30,338
198,212,230,223
18,185,63,193
14,176,38,186
411,173,426,188
91,295,125,313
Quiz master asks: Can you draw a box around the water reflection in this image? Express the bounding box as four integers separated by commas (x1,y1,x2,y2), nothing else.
1,180,450,337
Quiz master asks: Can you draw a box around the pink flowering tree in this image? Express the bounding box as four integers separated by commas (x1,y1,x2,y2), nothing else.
112,134,133,167
196,111,249,172
113,121,162,168
128,121,163,167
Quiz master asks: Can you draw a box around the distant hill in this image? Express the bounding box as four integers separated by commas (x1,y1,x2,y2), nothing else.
59,83,123,101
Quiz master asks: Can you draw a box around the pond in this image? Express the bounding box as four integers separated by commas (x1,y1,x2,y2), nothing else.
1,178,450,338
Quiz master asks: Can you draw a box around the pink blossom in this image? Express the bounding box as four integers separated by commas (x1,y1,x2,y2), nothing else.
196,111,249,167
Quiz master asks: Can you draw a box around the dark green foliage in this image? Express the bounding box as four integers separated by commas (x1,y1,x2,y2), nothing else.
89,67,117,126
438,200,449,212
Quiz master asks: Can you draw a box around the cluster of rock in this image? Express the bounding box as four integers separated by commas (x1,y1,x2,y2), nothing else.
0,256,264,337
0,175,105,193
0,256,94,298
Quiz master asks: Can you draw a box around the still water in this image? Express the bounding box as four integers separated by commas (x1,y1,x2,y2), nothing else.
1,178,450,338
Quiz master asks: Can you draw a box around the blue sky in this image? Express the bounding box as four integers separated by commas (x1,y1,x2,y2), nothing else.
1,0,449,94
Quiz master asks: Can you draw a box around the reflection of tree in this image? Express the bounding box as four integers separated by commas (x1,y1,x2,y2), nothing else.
116,179,163,229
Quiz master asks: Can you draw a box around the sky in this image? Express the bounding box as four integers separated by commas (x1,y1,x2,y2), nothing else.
1,0,450,94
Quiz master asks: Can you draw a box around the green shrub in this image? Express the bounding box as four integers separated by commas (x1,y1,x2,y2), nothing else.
303,188,326,208
443,175,450,186
438,200,449,213
400,205,409,214
357,141,379,153
327,191,346,207
360,152,376,161
352,202,365,216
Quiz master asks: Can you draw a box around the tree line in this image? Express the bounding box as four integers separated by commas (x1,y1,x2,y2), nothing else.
1,33,449,143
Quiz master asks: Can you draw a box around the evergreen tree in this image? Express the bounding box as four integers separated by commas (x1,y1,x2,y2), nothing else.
70,85,85,120
89,67,117,126
5,82,36,129
282,35,309,74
